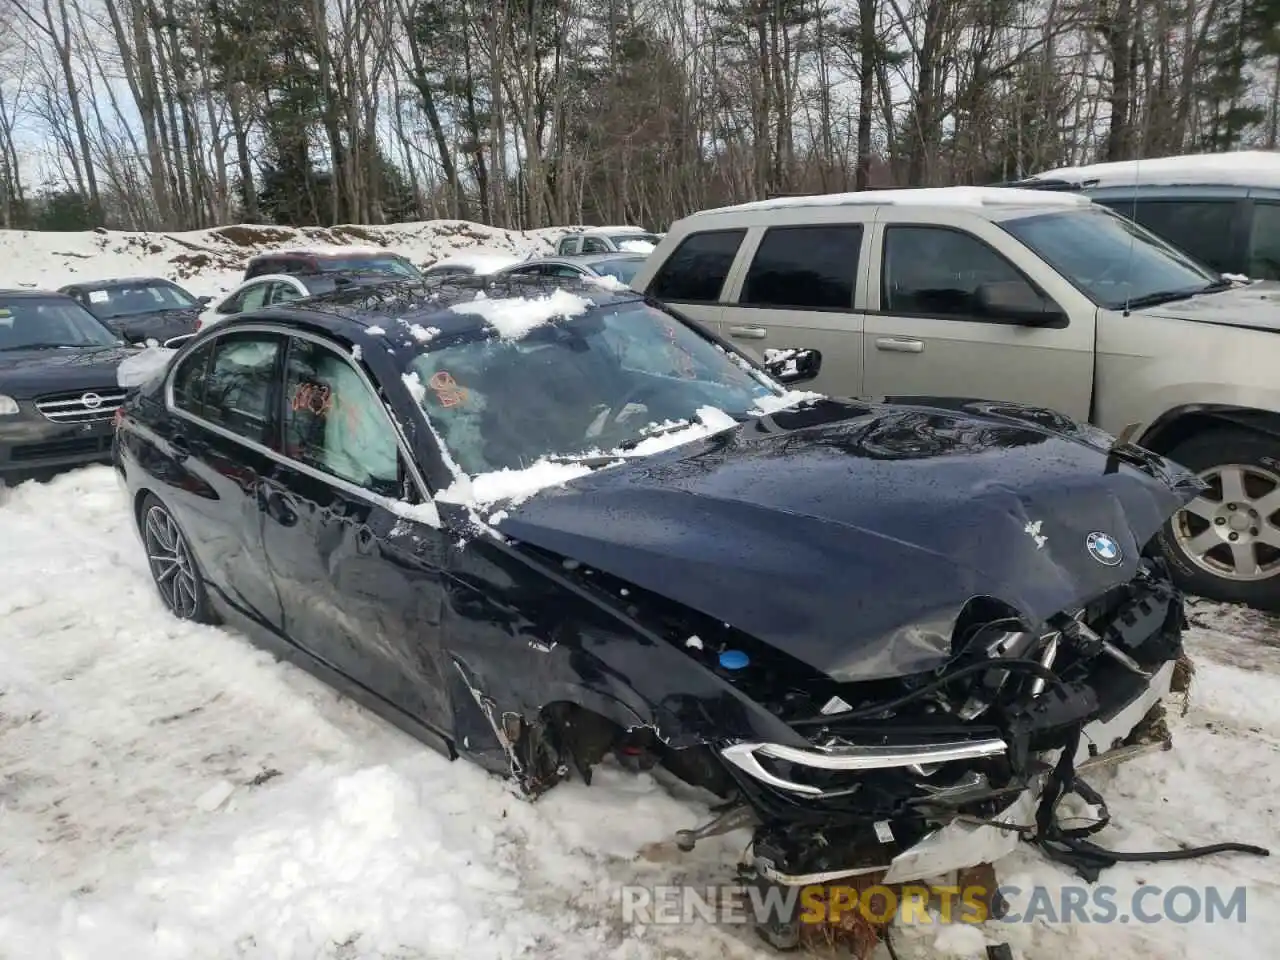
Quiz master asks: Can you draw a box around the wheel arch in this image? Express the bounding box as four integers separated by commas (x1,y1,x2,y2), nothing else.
1139,404,1280,455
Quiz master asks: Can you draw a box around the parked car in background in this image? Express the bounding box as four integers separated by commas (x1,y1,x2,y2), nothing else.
243,248,423,282
555,226,663,256
59,276,208,345
0,289,133,482
420,252,526,281
494,253,648,286
115,275,1196,949
194,271,394,335
1005,150,1280,280
631,185,1280,609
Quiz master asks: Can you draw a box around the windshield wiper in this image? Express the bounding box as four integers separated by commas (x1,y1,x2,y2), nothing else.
1121,289,1202,310
615,420,696,451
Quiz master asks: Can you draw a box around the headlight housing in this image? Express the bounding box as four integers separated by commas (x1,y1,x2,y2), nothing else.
0,394,19,416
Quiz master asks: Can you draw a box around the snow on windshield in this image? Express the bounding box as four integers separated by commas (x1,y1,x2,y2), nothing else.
448,288,594,340
616,240,656,254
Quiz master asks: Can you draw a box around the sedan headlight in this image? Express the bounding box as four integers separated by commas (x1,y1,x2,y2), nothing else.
0,394,19,416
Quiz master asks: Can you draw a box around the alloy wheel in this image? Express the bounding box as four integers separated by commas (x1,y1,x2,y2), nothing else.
143,504,200,618
1172,462,1280,583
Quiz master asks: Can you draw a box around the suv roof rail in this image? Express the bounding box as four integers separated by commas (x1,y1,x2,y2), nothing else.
989,176,1099,192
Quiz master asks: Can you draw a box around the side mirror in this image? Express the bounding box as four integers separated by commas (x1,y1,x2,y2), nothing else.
196,295,213,306
763,347,822,385
976,281,1067,327
163,333,196,349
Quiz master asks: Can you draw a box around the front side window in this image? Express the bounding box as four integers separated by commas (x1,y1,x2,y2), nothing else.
268,282,305,305
882,226,1026,318
1248,201,1280,280
283,338,400,493
202,333,282,444
582,237,610,254
0,295,120,351
647,229,746,302
1001,208,1221,309
171,341,216,414
1107,198,1239,274
82,282,198,319
404,300,780,475
742,224,862,310
221,282,272,315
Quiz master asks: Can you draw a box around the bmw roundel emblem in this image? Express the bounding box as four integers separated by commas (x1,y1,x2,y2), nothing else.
1086,531,1123,566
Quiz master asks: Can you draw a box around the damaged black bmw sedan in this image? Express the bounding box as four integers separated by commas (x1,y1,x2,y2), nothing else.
115,276,1209,945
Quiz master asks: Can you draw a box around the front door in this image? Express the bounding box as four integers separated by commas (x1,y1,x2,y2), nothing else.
862,220,1095,421
260,333,452,732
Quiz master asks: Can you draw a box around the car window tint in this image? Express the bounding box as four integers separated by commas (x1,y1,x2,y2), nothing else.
548,264,584,277
1247,201,1280,280
270,282,304,305
582,237,610,254
556,238,577,255
647,229,745,302
236,282,271,313
170,341,215,415
741,224,862,309
1114,199,1238,273
882,226,1024,318
203,333,282,444
283,337,400,493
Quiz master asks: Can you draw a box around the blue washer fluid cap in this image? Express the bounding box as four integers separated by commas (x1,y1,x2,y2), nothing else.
719,650,750,671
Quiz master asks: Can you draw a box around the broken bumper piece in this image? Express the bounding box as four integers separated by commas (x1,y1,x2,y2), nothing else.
749,659,1175,886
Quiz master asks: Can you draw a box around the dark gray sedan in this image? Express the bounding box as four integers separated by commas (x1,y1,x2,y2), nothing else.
59,277,209,345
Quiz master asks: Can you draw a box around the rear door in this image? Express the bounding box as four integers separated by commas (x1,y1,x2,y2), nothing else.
862,212,1095,420
718,221,869,397
163,330,286,630
642,228,748,334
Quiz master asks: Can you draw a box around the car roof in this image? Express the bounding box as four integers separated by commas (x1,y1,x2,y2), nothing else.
59,276,179,290
516,253,645,267
236,275,644,348
0,288,79,300
564,226,652,237
682,185,1092,221
1026,151,1280,191
246,248,405,263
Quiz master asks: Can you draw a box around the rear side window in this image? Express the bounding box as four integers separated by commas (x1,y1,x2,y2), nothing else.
1103,199,1238,273
1248,201,1280,280
171,341,216,415
741,225,862,310
647,229,745,302
202,333,283,445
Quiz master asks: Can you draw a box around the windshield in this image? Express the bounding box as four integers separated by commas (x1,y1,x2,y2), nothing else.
1001,208,1221,309
82,281,197,319
592,258,643,283
404,300,781,475
0,296,121,351
323,255,422,280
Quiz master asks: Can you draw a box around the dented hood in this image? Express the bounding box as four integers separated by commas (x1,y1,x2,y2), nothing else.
497,399,1202,683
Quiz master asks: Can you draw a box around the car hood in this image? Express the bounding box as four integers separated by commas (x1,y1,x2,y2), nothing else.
0,344,138,398
1134,280,1280,331
496,399,1203,683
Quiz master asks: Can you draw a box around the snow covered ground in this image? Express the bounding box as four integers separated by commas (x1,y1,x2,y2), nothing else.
1,225,1278,958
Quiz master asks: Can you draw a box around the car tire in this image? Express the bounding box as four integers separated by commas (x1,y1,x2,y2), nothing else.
138,492,219,623
1154,428,1280,611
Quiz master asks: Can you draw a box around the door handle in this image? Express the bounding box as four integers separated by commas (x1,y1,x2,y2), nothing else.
729,326,768,340
875,337,925,354
264,489,298,527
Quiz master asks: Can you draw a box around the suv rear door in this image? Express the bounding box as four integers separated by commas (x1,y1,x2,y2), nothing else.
862,208,1096,421
718,220,870,396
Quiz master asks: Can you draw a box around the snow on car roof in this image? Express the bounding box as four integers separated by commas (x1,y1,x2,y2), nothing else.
693,185,1091,216
428,252,525,274
1029,150,1280,190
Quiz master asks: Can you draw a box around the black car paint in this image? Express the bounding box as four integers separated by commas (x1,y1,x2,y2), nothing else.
1,341,136,478
115,278,1200,786
59,279,205,345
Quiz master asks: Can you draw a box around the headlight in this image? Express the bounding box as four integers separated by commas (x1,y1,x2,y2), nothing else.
0,394,19,416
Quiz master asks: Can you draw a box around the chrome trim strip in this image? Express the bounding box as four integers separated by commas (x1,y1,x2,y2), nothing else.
160,322,434,509
721,738,1009,796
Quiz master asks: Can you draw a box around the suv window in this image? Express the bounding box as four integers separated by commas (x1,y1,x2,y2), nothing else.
582,237,610,254
557,237,580,256
647,229,746,302
1105,199,1239,273
202,333,283,444
1248,201,1280,280
882,226,1026,318
741,224,862,310
171,341,216,415
283,337,400,493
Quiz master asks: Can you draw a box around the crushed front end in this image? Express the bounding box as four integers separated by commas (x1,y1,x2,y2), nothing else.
717,556,1184,895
